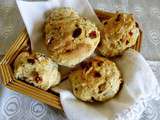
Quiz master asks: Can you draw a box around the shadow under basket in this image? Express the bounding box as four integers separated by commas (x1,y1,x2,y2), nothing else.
0,10,143,110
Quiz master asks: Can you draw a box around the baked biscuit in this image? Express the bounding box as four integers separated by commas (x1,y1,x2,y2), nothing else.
98,12,140,57
14,52,61,90
69,56,122,102
44,8,100,67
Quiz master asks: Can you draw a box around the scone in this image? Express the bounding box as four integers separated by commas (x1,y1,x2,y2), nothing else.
44,8,100,67
97,12,140,57
14,52,61,90
69,56,122,102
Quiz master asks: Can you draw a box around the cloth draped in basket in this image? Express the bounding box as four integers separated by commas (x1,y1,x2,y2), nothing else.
53,49,160,120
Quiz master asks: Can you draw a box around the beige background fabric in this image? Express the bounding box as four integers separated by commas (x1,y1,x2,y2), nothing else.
0,0,160,120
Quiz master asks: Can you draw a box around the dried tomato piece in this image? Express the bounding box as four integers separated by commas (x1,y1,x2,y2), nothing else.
97,61,103,66
126,40,130,45
91,97,96,101
115,14,121,22
32,71,43,83
94,71,101,78
89,31,97,39
129,31,133,36
81,62,92,71
66,49,71,52
135,22,139,28
27,58,35,64
104,21,108,25
72,28,82,38
35,76,42,83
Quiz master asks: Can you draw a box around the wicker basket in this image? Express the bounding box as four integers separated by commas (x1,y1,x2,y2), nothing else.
0,10,142,110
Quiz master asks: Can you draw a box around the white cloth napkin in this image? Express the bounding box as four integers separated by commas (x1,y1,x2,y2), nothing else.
16,0,102,53
16,1,160,120
53,49,160,120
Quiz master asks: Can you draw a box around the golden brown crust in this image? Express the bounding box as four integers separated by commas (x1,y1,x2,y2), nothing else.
97,12,140,57
69,56,122,102
44,8,100,67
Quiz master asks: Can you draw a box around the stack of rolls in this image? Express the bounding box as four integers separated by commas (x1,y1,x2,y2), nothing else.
14,8,140,102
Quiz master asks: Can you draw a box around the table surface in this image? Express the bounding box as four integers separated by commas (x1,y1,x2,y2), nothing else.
0,0,160,120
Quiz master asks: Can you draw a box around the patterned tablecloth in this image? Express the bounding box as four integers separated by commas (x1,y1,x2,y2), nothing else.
0,0,160,120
